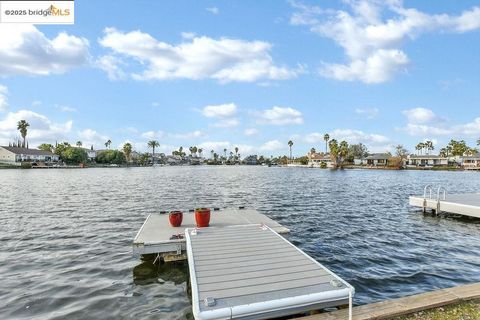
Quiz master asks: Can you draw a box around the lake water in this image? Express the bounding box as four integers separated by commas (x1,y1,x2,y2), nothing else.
1,166,480,319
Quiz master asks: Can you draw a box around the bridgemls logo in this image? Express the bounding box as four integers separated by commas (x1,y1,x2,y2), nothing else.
0,1,75,24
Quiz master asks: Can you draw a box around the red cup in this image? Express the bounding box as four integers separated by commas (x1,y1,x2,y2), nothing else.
169,211,183,227
195,208,211,227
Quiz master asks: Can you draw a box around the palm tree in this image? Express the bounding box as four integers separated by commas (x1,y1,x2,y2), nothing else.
323,133,330,153
234,147,239,158
105,139,112,149
210,149,214,159
123,142,132,165
147,140,160,164
328,139,339,167
224,148,227,159
17,120,30,148
310,148,316,159
288,140,293,159
198,148,203,158
477,138,480,146
179,146,184,157
76,141,82,147
189,146,194,156
425,140,434,155
192,146,198,157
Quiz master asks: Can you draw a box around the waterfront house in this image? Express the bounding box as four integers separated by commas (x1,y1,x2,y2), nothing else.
365,153,390,166
460,153,480,170
307,152,333,168
406,155,449,167
0,146,59,166
243,155,258,165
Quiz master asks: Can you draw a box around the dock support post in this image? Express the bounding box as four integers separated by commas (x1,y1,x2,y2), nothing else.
348,289,352,320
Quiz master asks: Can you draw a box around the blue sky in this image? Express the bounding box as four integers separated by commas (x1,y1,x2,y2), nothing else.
0,0,479,156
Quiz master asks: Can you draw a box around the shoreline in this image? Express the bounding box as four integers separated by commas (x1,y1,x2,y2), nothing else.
1,164,478,171
295,282,480,320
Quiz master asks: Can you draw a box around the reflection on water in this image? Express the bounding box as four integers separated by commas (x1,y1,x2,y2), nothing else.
0,166,479,319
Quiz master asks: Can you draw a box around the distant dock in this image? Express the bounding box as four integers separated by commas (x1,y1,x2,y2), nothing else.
409,185,480,218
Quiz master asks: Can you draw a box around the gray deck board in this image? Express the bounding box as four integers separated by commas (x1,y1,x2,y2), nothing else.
186,225,354,320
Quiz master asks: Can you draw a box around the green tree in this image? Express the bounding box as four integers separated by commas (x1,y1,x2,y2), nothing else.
425,140,434,155
96,150,126,165
198,148,203,158
105,139,112,149
310,147,316,156
147,140,160,164
38,143,54,152
123,142,132,165
348,143,369,161
448,140,469,156
287,140,293,159
323,133,330,153
328,139,339,167
234,147,239,159
17,120,30,148
76,141,82,147
62,147,88,165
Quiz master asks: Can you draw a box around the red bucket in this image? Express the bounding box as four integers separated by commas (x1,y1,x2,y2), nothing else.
195,208,211,227
169,211,183,227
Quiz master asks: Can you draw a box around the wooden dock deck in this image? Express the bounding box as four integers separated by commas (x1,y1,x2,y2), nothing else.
409,192,480,218
133,208,290,258
295,282,480,320
186,224,354,320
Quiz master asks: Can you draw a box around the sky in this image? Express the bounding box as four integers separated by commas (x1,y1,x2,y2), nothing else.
0,0,479,157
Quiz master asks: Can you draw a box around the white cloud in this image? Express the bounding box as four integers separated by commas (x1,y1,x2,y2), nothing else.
244,128,259,136
402,107,438,124
0,85,8,112
0,24,89,76
98,28,297,83
141,130,165,140
305,129,389,147
77,129,108,148
355,107,379,119
55,105,77,113
151,102,160,107
96,55,126,80
198,141,231,153
206,7,219,15
290,1,480,83
0,110,72,145
259,140,284,152
181,32,196,39
399,108,480,136
257,106,303,125
170,130,206,139
213,118,240,128
31,100,42,107
202,103,237,118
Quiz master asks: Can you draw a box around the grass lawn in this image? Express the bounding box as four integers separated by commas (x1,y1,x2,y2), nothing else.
393,299,480,320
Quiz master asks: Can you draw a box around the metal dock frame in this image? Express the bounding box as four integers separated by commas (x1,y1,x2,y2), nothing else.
185,224,354,320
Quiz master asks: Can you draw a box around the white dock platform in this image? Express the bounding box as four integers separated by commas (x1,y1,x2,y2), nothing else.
409,191,480,218
133,209,290,257
186,225,354,320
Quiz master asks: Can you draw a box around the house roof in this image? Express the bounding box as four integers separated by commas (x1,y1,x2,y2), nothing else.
365,153,390,160
409,155,447,159
462,153,480,159
310,152,330,160
1,146,55,156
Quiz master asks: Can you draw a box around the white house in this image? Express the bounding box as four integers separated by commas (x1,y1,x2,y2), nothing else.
406,155,449,167
308,152,333,168
365,153,390,166
0,146,59,166
460,154,480,170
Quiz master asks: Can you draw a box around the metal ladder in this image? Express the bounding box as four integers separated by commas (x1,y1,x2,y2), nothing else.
423,185,446,214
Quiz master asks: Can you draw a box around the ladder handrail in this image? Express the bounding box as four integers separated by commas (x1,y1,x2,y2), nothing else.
436,186,446,201
423,184,433,199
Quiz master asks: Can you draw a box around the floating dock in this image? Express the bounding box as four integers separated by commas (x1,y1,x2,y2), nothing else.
409,185,480,218
185,224,354,320
133,208,290,260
